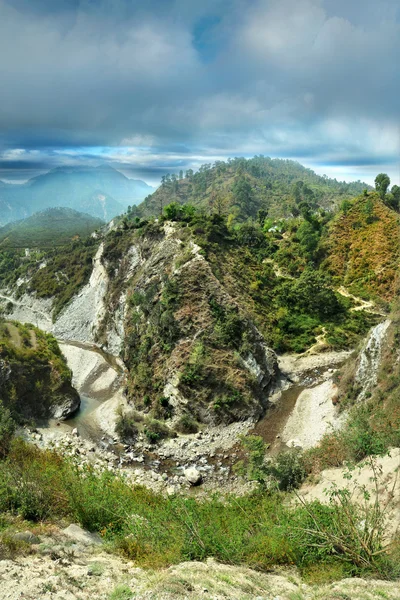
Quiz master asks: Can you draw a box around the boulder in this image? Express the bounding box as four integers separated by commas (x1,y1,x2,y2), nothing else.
51,390,81,420
62,524,103,546
13,531,40,545
184,467,202,486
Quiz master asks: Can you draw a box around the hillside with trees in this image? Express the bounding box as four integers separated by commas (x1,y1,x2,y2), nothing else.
133,156,370,221
0,319,79,440
1,164,400,590
0,208,104,248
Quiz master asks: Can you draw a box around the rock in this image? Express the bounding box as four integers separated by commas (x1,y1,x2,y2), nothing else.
63,524,103,546
72,428,79,436
51,392,81,420
13,531,40,545
286,439,303,449
184,467,202,486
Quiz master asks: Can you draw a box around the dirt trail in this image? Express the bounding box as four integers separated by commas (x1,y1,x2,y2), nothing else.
337,286,386,315
262,257,294,279
302,326,328,355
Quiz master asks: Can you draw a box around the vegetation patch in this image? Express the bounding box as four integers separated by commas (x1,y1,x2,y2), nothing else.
0,438,399,581
0,319,77,425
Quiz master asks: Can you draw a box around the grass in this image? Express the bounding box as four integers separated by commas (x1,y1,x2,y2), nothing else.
0,438,399,582
109,585,133,600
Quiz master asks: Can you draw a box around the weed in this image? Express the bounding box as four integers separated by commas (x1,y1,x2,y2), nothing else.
109,584,133,600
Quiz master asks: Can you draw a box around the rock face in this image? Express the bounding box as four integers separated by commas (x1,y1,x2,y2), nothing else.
0,357,80,422
0,324,80,423
355,319,391,400
12,531,41,545
2,220,278,432
102,222,279,428
53,244,108,344
0,291,53,332
50,389,81,420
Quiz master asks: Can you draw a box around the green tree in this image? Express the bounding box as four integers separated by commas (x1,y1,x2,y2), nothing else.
232,177,256,217
391,184,400,202
340,199,352,214
279,269,343,319
257,208,268,226
386,185,400,211
375,173,390,199
0,400,15,458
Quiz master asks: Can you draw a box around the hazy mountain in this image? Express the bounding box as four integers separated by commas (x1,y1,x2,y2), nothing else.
0,207,104,248
0,166,155,226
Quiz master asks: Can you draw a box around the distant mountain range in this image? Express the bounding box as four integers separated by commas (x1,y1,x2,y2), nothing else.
0,166,155,226
0,207,104,248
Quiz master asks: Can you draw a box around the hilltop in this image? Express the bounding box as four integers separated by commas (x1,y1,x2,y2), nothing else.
134,156,369,220
0,166,155,226
0,207,104,248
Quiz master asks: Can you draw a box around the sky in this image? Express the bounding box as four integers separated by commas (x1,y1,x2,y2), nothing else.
0,0,399,187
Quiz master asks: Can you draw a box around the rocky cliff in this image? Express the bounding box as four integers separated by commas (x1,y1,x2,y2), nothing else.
97,220,278,429
0,321,79,422
2,219,279,432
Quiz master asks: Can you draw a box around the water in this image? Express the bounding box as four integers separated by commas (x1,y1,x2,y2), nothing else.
46,393,105,442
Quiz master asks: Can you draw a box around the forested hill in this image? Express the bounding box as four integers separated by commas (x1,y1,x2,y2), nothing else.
0,208,104,248
134,156,369,220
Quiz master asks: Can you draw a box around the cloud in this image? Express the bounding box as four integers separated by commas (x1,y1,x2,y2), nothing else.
0,0,398,184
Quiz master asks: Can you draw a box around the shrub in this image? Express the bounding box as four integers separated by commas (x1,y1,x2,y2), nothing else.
265,448,307,491
291,458,400,578
109,585,133,600
175,415,198,434
144,419,172,443
0,401,15,459
115,410,139,442
0,439,69,521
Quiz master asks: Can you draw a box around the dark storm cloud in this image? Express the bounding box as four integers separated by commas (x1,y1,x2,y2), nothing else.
0,0,399,184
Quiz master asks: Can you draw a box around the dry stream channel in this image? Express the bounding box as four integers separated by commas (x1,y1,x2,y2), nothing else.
32,337,349,494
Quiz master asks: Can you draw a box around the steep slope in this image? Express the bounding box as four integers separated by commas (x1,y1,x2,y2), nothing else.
0,166,155,225
0,208,104,248
134,156,369,220
96,221,278,428
0,191,396,439
323,193,400,301
0,320,79,421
